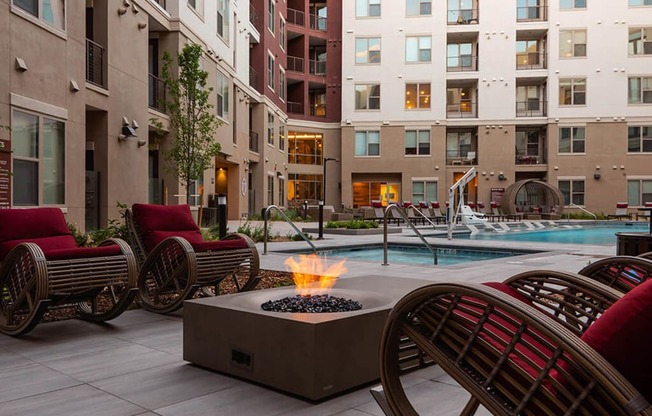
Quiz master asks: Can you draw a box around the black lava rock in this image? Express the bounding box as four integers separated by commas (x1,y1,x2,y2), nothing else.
261,294,363,313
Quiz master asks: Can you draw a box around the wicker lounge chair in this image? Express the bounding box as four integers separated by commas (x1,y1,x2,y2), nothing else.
126,203,260,313
0,208,138,336
375,278,652,416
577,255,652,294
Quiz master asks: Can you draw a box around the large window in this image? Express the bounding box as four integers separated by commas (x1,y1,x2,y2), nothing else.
628,126,652,152
289,174,322,203
356,0,381,17
355,37,381,64
216,72,229,119
267,53,275,90
267,175,274,206
559,78,586,105
217,0,230,42
288,132,323,165
12,109,65,206
355,84,381,110
446,131,473,162
629,28,652,55
267,0,275,33
407,0,432,15
278,177,285,207
628,77,652,104
559,30,587,58
13,0,65,30
279,18,285,50
516,85,543,115
517,0,542,20
405,83,431,110
355,131,380,156
516,40,543,69
560,0,586,9
447,43,474,71
279,123,286,151
412,181,437,203
267,112,275,145
405,130,430,155
559,127,585,153
406,36,432,62
628,179,652,206
559,179,585,205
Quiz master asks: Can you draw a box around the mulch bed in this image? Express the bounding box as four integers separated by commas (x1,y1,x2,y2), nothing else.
41,269,295,323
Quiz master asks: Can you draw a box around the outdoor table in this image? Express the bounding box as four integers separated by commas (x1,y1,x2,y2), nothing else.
616,209,652,255
638,207,652,234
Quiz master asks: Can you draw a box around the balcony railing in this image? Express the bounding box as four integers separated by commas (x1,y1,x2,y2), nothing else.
249,2,260,30
86,39,106,88
249,66,260,92
446,55,478,72
516,52,547,70
287,8,305,26
249,131,259,153
446,101,477,118
148,74,166,112
287,56,305,73
287,101,303,114
309,103,326,117
516,5,547,21
516,100,547,117
309,60,326,75
446,150,477,166
515,154,545,165
309,13,326,31
447,8,479,25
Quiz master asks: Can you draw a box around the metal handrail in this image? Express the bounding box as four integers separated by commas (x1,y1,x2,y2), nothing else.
262,205,317,255
383,204,437,266
408,206,439,228
569,203,598,222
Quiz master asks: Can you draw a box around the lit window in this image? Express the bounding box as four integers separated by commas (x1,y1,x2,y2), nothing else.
405,83,431,110
559,127,585,153
559,30,587,58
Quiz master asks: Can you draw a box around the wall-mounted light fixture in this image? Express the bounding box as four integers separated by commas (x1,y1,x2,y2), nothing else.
138,22,147,30
118,117,139,144
498,174,506,181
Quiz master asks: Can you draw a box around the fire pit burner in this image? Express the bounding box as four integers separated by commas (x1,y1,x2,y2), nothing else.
261,294,363,313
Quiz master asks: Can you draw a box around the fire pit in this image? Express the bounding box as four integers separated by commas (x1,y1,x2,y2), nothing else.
183,274,430,400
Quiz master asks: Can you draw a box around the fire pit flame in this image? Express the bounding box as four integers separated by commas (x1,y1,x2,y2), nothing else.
284,254,347,296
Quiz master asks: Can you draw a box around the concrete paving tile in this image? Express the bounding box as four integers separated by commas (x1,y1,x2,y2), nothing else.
92,362,237,410
282,385,381,416
0,363,81,403
42,344,178,383
109,318,183,354
0,384,146,416
332,409,378,416
3,334,133,363
0,347,34,371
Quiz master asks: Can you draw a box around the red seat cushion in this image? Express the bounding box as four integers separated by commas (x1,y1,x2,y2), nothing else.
580,279,652,402
0,236,78,260
190,238,248,253
44,245,123,261
132,204,203,252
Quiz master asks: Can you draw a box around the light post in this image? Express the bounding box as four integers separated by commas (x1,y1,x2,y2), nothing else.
318,157,338,240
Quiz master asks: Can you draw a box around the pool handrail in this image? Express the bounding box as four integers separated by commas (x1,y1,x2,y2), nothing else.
382,203,438,266
262,205,317,255
569,203,598,222
408,205,440,228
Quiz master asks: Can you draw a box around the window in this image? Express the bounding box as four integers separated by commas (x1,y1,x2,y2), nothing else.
448,0,475,23
267,112,275,145
279,69,285,101
447,43,474,70
267,175,274,206
279,123,286,151
216,72,229,119
289,174,322,202
406,36,431,62
629,77,652,104
405,83,431,109
355,131,380,156
446,131,473,162
355,37,381,64
278,177,285,207
629,28,652,55
412,181,437,203
629,0,652,5
516,40,542,69
356,0,380,17
405,130,430,155
267,53,275,90
560,0,586,9
12,109,65,206
289,132,323,165
217,0,230,42
559,78,586,105
517,0,542,20
628,179,652,206
559,30,587,57
13,0,65,30
628,126,652,152
355,84,381,110
268,0,275,33
279,18,286,50
407,0,431,16
559,127,585,153
187,178,203,206
559,180,585,205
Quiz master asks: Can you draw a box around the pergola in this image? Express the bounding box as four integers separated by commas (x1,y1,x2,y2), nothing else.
501,179,565,217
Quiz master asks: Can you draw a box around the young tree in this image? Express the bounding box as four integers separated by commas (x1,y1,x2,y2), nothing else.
160,43,222,205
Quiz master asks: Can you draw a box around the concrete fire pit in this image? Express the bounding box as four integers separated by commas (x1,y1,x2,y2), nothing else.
183,275,430,400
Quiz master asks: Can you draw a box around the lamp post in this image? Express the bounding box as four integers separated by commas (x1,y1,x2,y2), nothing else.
319,157,338,240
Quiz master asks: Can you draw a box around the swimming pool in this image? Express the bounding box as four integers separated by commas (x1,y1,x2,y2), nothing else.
286,244,538,266
456,223,648,245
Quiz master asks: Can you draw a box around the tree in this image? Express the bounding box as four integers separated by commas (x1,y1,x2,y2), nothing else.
160,43,222,205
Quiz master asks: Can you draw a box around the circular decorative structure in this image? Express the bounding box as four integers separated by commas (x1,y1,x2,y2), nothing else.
501,179,564,219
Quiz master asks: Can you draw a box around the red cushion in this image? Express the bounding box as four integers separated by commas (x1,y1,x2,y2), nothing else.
418,202,428,209
430,201,440,209
477,202,485,209
616,202,628,209
144,230,204,252
190,238,248,253
403,201,413,208
0,208,72,244
132,204,202,252
0,235,77,260
482,281,534,306
580,279,652,402
44,245,123,261
371,202,383,208
491,201,498,208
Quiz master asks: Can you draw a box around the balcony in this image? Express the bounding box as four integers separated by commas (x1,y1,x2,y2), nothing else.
309,104,326,117
446,150,477,166
249,131,259,153
516,5,547,22
148,74,166,113
249,2,260,30
86,39,106,88
249,66,259,91
516,52,547,70
287,56,305,73
287,102,303,114
447,55,478,72
516,100,547,117
309,60,326,76
447,101,477,118
309,13,326,31
447,9,479,25
287,8,305,26
515,154,544,165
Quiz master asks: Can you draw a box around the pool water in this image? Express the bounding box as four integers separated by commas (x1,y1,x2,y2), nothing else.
313,245,532,266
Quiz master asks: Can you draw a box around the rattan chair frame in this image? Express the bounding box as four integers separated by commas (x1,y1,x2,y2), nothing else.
378,282,651,416
0,238,138,336
125,208,260,313
578,255,652,294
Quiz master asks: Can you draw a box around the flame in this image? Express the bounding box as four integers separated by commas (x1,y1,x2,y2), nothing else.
284,254,347,295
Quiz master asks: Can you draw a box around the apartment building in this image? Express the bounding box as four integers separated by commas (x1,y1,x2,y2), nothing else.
340,0,652,215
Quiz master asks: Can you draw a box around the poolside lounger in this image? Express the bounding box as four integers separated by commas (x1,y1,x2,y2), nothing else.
608,202,633,221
